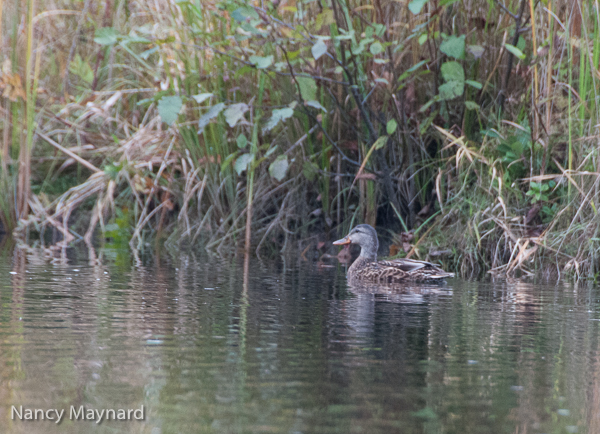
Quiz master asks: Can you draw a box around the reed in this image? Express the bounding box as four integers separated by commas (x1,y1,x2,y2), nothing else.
1,0,600,278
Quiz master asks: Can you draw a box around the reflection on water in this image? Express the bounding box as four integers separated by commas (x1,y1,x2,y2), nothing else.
0,246,599,433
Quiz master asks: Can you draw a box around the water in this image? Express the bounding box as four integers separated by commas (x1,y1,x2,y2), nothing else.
0,247,599,433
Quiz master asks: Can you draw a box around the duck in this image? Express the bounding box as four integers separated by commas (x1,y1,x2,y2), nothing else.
333,224,454,284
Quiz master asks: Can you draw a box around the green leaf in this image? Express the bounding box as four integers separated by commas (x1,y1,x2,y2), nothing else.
419,97,439,113
407,59,429,73
464,101,480,111
411,407,438,420
305,100,326,111
69,54,94,84
234,153,254,175
249,55,274,69
438,62,464,100
140,47,158,60
263,108,294,132
311,39,328,60
198,102,226,134
265,145,278,157
235,65,254,78
231,7,259,22
297,77,317,101
505,43,526,60
373,135,388,150
440,61,465,82
408,0,429,14
269,155,289,182
192,93,213,104
370,42,384,55
465,80,482,89
302,161,318,182
398,59,429,82
440,35,466,59
468,45,485,58
220,152,238,172
481,129,502,139
121,34,151,44
334,30,355,41
94,27,120,45
418,34,428,45
158,96,183,126
439,82,464,100
315,9,334,30
373,23,386,38
386,119,398,135
224,103,248,128
236,134,248,149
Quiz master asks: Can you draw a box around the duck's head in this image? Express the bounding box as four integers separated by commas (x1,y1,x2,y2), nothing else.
333,224,379,261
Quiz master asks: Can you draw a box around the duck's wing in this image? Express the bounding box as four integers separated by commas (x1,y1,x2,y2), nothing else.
378,258,435,271
377,258,454,279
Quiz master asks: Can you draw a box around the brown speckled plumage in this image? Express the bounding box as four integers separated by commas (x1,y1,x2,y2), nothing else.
333,224,453,284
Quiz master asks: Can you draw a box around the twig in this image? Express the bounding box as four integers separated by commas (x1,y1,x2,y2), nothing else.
495,0,518,20
37,131,101,173
499,0,529,111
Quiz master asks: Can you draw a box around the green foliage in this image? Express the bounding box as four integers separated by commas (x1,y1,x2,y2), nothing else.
541,203,558,222
526,181,553,203
505,43,526,60
192,93,213,104
439,61,465,100
94,27,120,46
440,35,466,60
198,103,226,134
263,107,294,132
494,127,532,178
236,134,247,149
158,96,182,126
103,207,133,249
249,55,273,69
8,0,600,277
386,119,398,135
224,103,249,128
311,39,328,60
409,0,429,14
297,77,317,101
268,155,289,182
69,54,93,84
234,153,253,175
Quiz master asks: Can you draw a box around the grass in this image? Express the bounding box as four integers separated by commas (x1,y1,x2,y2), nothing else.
1,0,600,279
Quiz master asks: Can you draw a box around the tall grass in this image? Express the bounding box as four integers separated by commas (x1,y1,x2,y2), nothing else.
1,0,599,278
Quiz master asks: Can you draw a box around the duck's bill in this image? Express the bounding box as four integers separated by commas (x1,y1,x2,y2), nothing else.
333,236,351,246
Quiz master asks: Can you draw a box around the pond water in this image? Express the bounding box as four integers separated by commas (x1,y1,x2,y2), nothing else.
0,246,599,434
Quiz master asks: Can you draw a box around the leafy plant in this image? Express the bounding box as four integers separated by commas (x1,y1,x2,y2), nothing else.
526,181,555,204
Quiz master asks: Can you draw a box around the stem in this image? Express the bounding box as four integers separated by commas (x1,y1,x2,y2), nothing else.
245,73,266,252
529,0,539,137
499,0,528,112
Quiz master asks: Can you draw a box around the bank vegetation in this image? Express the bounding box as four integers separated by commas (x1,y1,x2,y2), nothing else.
1,0,599,278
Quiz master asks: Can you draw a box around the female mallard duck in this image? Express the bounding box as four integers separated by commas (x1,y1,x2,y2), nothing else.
333,224,453,284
